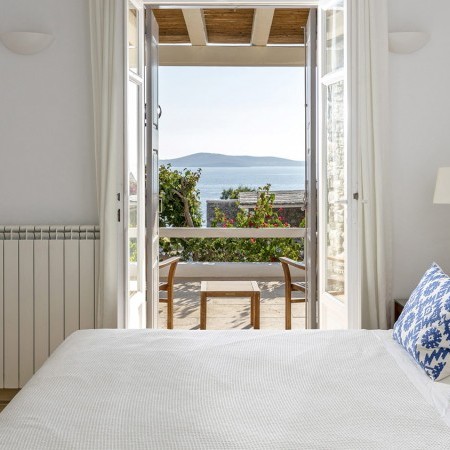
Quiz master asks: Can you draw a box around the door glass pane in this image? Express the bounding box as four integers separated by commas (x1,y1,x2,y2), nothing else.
325,1,344,74
128,5,139,74
128,81,140,299
325,80,345,300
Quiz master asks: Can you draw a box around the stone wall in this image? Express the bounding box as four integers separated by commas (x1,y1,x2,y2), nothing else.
325,80,345,292
276,207,305,227
206,200,240,227
206,200,304,227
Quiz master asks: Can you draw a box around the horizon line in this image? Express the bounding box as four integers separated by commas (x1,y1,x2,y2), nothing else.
160,152,305,163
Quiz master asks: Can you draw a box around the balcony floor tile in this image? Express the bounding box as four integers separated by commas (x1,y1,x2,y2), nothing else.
158,280,306,330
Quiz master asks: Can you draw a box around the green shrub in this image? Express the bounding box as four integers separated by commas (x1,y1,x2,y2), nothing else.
220,185,255,200
159,164,202,228
208,185,303,262
159,167,303,262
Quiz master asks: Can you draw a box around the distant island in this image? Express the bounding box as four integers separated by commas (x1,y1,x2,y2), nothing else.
160,152,305,168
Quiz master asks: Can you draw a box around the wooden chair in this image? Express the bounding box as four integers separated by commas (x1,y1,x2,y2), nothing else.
159,256,180,329
279,257,306,330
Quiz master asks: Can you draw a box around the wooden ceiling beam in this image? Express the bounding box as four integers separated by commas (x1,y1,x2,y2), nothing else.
182,9,207,46
159,45,304,67
251,8,275,47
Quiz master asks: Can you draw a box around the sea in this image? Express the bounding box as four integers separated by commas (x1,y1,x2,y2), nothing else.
173,165,306,223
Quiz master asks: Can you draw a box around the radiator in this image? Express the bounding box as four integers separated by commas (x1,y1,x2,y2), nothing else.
0,226,100,389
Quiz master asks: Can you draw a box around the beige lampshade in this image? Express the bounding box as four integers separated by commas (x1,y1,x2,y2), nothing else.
434,167,450,204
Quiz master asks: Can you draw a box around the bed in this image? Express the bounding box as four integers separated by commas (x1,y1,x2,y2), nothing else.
0,329,449,449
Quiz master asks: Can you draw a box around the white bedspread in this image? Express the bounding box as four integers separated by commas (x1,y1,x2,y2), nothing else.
1,329,450,449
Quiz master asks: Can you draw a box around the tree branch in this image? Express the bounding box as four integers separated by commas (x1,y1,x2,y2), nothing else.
172,189,195,227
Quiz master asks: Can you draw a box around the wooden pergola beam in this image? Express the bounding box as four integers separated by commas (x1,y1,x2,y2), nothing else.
251,8,275,46
182,9,207,46
159,45,304,67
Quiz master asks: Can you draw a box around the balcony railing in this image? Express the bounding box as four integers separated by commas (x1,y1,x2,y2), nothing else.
159,227,305,239
159,227,306,279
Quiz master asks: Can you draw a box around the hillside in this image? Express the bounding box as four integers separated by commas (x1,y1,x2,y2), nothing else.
160,152,304,167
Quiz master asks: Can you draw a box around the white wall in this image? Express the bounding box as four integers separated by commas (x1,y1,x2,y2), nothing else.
0,0,97,225
388,0,450,300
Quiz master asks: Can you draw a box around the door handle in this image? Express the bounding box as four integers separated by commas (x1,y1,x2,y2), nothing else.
158,105,162,119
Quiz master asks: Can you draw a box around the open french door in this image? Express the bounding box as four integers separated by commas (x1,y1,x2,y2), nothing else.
318,0,360,329
125,0,146,329
304,9,318,329
145,8,160,329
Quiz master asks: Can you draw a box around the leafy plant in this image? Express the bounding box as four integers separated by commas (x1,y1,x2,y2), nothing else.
159,164,202,228
159,164,203,259
220,185,256,200
208,185,303,262
160,174,303,262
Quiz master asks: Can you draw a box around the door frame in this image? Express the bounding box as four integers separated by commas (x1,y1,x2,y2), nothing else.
124,0,147,328
140,0,327,330
145,1,318,6
317,0,361,329
145,8,161,329
304,8,318,329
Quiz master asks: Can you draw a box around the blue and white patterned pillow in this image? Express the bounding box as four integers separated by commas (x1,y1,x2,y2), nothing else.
393,263,450,381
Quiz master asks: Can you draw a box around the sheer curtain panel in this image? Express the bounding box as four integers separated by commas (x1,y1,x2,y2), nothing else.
89,0,124,328
351,0,391,329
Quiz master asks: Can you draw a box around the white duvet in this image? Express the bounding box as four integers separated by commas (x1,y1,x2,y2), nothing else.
1,329,450,449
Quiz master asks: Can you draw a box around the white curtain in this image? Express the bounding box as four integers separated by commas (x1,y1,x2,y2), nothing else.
89,0,123,328
351,0,391,329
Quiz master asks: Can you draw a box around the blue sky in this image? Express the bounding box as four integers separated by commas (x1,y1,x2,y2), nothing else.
159,66,305,161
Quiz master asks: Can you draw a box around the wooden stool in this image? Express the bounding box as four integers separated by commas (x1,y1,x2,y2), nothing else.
200,281,261,330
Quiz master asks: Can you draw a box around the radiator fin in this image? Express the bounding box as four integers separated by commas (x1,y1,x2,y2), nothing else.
4,241,19,388
49,241,64,354
19,240,34,388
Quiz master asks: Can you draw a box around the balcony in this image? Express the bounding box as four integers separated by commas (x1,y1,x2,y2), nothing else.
158,226,306,330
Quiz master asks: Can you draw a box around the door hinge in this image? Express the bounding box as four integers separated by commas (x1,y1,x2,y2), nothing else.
117,209,121,222
353,192,359,200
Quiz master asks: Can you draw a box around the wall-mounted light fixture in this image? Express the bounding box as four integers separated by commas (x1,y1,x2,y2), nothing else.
0,31,54,55
389,32,430,54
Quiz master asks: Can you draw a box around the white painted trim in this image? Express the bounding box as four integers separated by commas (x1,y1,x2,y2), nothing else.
320,68,344,86
147,1,318,7
160,227,305,238
121,0,129,328
318,0,350,330
182,9,208,45
251,8,275,46
124,0,146,329
346,0,360,329
160,261,306,279
160,44,304,66
241,204,303,209
145,8,161,330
